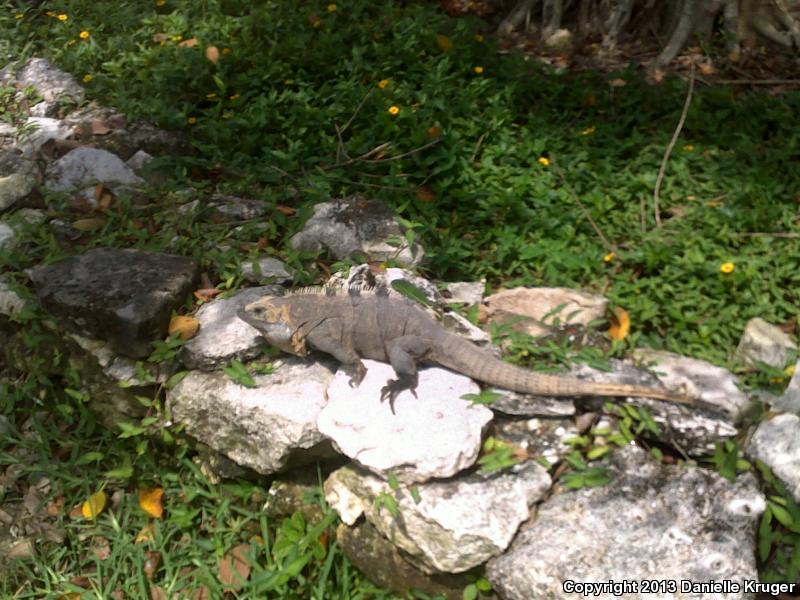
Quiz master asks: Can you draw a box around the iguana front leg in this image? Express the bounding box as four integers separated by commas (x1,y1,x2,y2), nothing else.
305,325,366,387
382,335,431,413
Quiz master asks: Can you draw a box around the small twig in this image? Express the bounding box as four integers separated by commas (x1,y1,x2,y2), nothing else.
334,123,348,163
731,232,800,239
653,63,695,228
360,138,441,163
471,132,488,163
338,179,414,191
332,88,375,164
322,142,393,170
551,155,614,252
340,88,374,135
713,79,800,85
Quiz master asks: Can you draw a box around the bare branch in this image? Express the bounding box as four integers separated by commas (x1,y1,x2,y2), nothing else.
551,155,614,252
653,63,695,228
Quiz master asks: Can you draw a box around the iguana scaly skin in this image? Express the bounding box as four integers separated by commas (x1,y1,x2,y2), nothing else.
238,287,695,412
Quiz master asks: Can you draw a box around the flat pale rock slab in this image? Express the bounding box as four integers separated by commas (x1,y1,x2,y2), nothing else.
326,462,551,573
45,147,143,194
180,285,283,370
633,349,749,419
317,360,492,483
484,287,607,338
747,413,800,502
734,317,796,369
168,359,337,475
487,446,765,600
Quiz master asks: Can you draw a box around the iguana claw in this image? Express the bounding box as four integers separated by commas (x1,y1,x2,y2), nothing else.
348,361,367,388
380,377,418,414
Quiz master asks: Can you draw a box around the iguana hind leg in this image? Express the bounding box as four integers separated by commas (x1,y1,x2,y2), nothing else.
381,335,430,413
305,324,366,387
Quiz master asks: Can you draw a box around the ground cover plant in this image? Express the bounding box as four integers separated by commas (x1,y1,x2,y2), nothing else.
2,0,800,596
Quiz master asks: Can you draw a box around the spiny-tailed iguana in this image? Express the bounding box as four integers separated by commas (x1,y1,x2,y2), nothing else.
238,287,697,412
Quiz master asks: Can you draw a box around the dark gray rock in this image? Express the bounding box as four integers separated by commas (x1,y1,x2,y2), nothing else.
92,121,192,161
240,256,292,284
0,150,39,212
486,446,765,600
336,520,469,600
290,194,424,266
26,248,198,358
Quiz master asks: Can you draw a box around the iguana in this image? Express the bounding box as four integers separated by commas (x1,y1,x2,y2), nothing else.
238,287,697,412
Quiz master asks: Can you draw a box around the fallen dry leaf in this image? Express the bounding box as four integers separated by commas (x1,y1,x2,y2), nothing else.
415,185,436,203
46,496,65,517
698,61,715,76
143,550,161,580
153,33,169,43
95,183,115,210
435,33,453,52
608,78,627,87
218,544,251,590
193,288,222,302
426,126,441,138
168,316,200,341
92,536,112,561
91,120,113,135
8,538,34,559
82,490,107,519
68,576,92,589
135,524,156,544
139,487,165,519
205,45,220,64
71,217,107,232
192,585,212,600
179,37,199,48
150,587,168,600
608,307,631,341
275,204,296,216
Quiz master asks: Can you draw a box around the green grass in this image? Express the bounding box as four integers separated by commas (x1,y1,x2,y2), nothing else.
2,0,800,594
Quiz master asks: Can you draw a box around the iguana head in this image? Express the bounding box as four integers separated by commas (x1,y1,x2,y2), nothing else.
238,296,308,356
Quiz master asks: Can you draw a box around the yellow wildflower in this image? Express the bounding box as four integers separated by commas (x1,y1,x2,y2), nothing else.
82,74,93,83
388,106,400,115
720,262,735,274
538,157,550,166
473,66,484,74
187,117,197,125
57,13,68,21
206,93,217,99
475,34,484,42
378,79,390,89
157,0,166,5
14,13,23,19
79,30,90,39
46,10,55,16
229,94,240,101
683,144,694,152
171,34,183,42
784,364,796,378
222,47,232,55
603,252,615,263
582,126,596,136
327,3,337,11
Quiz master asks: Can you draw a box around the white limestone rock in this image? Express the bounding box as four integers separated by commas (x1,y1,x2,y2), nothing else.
318,359,492,483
